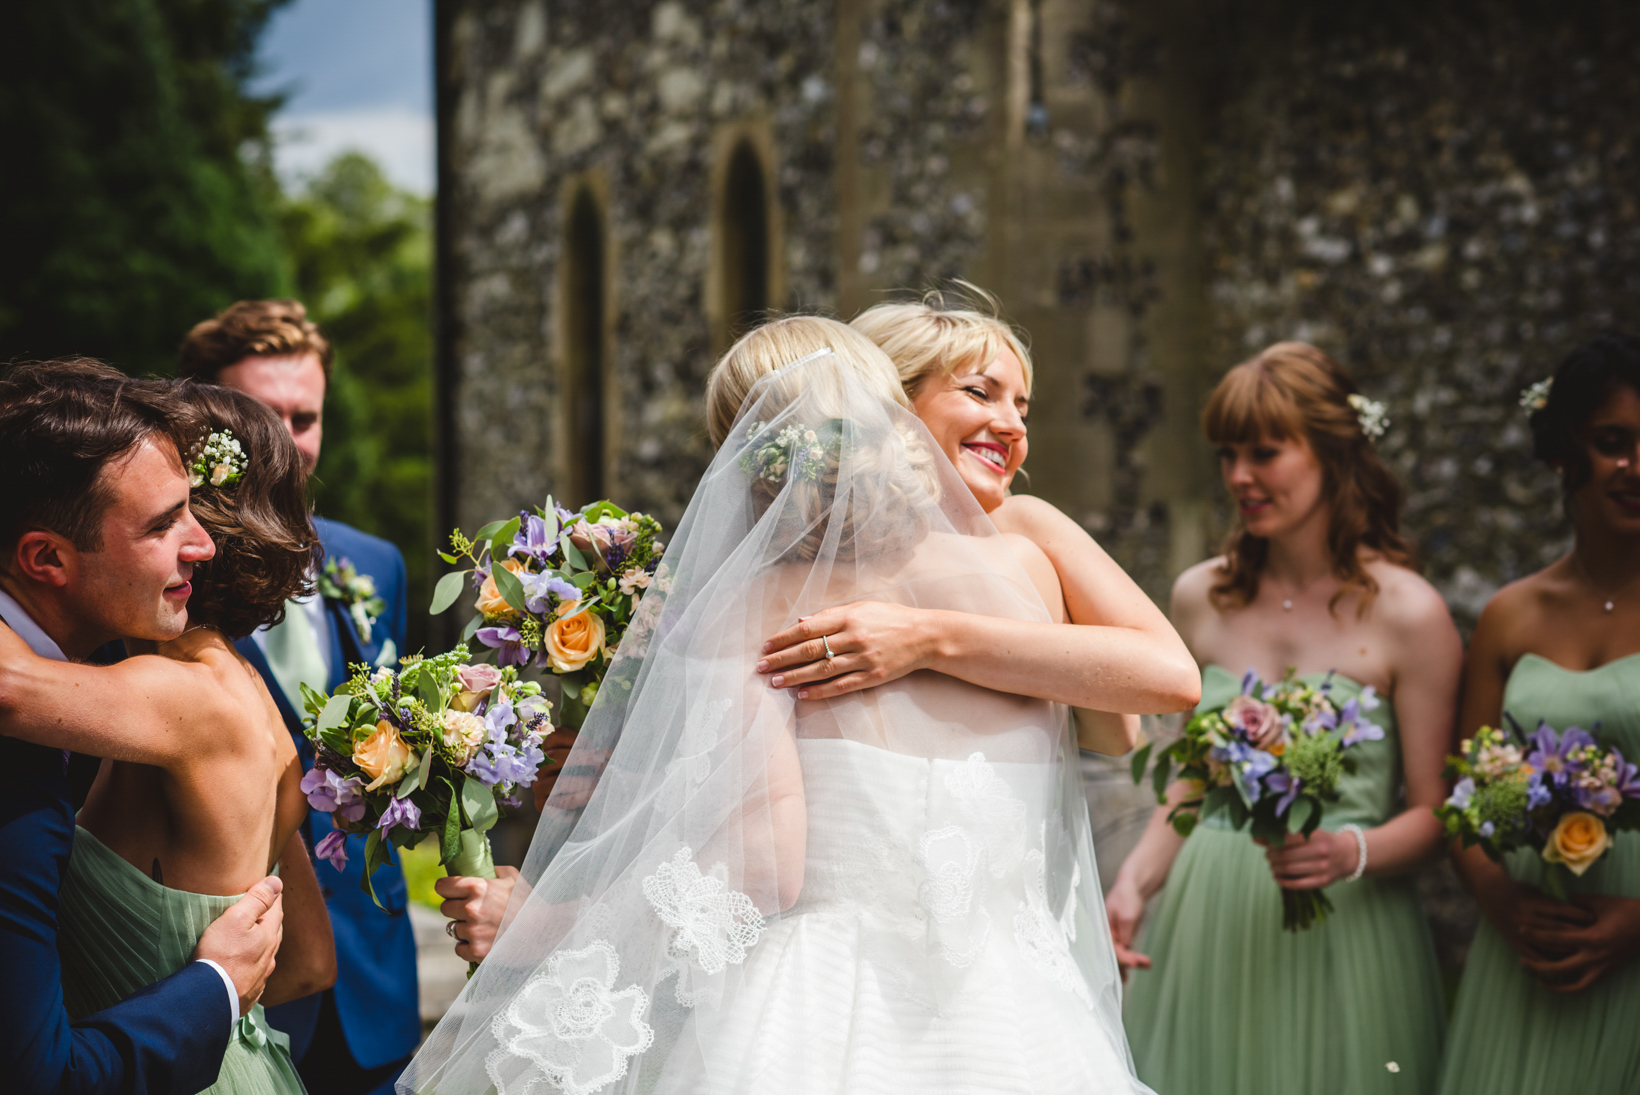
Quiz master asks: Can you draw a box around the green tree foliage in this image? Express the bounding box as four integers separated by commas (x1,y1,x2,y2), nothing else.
0,0,290,373
281,153,433,655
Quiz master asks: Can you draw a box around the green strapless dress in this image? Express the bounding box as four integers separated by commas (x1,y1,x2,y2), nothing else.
1437,652,1640,1095
1124,664,1446,1095
57,827,307,1095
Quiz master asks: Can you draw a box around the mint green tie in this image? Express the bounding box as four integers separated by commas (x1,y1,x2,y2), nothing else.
261,597,330,712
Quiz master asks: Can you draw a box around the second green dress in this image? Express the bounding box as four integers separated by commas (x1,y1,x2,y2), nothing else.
1124,664,1446,1095
57,827,307,1095
1437,652,1640,1095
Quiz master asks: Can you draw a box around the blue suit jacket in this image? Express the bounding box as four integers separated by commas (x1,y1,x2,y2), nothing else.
0,731,233,1095
250,517,421,1068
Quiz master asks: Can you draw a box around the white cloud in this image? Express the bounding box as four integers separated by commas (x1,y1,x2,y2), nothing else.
272,108,434,195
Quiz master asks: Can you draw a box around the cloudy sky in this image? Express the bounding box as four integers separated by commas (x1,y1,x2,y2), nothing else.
256,0,434,194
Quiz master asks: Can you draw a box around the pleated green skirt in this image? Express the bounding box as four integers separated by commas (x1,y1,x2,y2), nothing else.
1124,827,1446,1095
58,827,307,1095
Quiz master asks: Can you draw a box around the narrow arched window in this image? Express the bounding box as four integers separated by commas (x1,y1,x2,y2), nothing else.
718,139,770,346
562,187,606,505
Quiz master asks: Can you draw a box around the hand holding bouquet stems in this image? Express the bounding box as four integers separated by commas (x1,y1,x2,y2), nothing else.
299,650,550,923
430,497,666,736
1130,668,1384,931
1439,720,1640,900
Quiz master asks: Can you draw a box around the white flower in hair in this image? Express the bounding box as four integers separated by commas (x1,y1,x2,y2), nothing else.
1346,393,1389,441
188,429,248,488
1519,377,1552,412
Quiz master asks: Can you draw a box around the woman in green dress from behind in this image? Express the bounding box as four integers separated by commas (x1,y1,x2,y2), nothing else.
0,382,335,1095
1440,335,1640,1095
1108,342,1460,1095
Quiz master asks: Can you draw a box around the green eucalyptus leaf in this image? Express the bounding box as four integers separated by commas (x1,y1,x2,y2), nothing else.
441,778,463,862
559,534,587,570
317,694,354,735
1151,754,1174,800
430,570,468,615
461,777,500,832
1129,743,1153,785
360,830,386,909
493,563,528,615
1289,796,1317,834
461,612,483,643
539,509,560,544
490,517,522,555
472,520,506,543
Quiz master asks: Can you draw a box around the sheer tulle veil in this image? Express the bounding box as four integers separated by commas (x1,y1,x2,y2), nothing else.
400,347,1146,1094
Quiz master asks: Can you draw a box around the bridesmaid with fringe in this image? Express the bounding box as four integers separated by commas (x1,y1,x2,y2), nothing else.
1110,342,1458,1095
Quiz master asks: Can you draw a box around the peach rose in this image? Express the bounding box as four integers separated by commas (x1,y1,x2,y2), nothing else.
354,719,419,792
476,559,525,618
547,608,606,673
1543,811,1613,876
439,709,487,765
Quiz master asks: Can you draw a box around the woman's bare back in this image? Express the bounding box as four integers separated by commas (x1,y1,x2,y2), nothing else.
77,627,307,894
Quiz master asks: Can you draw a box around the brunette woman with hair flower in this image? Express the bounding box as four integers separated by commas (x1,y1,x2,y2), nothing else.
1109,342,1460,1095
0,381,335,1095
1438,334,1640,1095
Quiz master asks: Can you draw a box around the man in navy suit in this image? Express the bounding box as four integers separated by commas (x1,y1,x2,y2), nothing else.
0,359,285,1094
180,302,420,1095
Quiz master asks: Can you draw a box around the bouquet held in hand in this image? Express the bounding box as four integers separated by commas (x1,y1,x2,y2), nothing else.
1439,721,1640,899
1131,668,1384,931
299,650,551,905
432,497,665,732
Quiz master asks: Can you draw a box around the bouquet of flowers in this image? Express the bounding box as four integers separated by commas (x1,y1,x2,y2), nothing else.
299,650,550,909
1131,668,1385,930
1439,721,1640,899
430,498,666,732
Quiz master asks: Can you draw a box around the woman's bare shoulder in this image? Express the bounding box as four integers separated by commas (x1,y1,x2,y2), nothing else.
1171,557,1226,605
992,494,1093,547
1363,560,1455,632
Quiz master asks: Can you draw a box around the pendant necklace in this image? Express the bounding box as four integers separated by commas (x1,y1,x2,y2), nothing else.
1574,554,1622,613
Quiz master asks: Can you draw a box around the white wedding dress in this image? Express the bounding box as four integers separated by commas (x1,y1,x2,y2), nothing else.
401,350,1151,1095
650,737,1137,1094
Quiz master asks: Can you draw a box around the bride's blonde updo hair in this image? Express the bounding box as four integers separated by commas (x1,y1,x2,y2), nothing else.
1203,341,1414,614
849,282,1035,399
705,315,940,562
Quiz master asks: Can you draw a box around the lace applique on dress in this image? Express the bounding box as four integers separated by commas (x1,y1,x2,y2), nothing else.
487,940,655,1095
1013,840,1094,1010
945,751,1027,876
917,826,990,967
643,847,764,1004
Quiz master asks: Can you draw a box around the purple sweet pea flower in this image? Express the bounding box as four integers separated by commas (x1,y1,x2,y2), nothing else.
485,696,517,736
1339,694,1387,747
1526,771,1552,810
300,768,367,822
377,795,422,833
314,829,349,872
1240,668,1259,696
1613,748,1640,798
511,513,558,562
519,570,579,615
1447,777,1475,810
476,625,530,668
1264,771,1302,817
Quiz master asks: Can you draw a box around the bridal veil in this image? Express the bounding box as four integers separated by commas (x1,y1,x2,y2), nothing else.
401,345,1148,1094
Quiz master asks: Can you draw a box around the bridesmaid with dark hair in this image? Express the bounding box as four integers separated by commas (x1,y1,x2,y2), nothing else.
1439,334,1640,1095
1110,342,1459,1095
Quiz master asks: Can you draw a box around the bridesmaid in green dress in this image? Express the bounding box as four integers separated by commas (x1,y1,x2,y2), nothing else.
1108,342,1461,1095
1440,334,1640,1095
0,384,335,1094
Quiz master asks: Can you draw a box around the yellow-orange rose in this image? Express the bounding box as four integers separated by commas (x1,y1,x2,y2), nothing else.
1543,811,1613,876
355,719,418,791
475,559,525,618
546,609,606,672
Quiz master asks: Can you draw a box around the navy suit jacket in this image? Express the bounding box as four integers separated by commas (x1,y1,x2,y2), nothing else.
0,733,233,1095
250,517,420,1069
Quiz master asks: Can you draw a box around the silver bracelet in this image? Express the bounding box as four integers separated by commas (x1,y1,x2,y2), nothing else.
1340,823,1368,882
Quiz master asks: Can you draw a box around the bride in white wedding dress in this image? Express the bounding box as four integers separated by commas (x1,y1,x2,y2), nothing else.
401,319,1155,1095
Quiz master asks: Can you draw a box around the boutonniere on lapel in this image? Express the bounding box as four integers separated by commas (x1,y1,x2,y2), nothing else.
318,557,387,645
